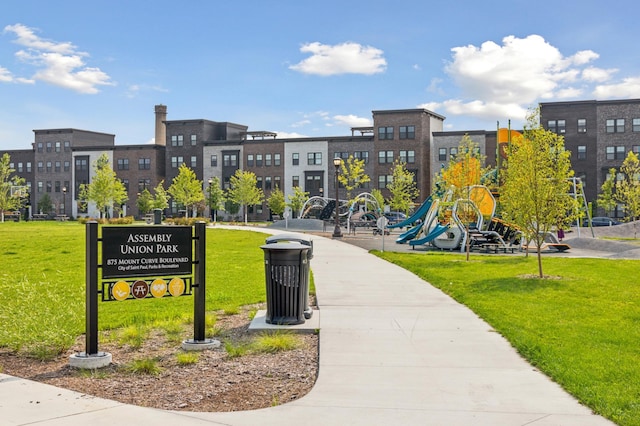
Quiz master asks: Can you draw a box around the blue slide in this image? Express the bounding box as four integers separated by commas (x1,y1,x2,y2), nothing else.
409,224,449,246
395,223,423,243
387,196,433,229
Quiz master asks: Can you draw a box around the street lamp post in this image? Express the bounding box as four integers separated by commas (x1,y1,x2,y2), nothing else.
207,178,213,221
332,158,343,238
62,187,67,217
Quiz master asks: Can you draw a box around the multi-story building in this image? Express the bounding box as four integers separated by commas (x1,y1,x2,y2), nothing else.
4,99,638,221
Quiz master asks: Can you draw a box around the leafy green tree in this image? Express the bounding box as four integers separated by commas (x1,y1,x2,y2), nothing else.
615,151,640,229
37,193,53,215
136,189,154,216
0,153,26,222
206,177,225,222
287,186,309,219
386,160,419,214
267,186,286,218
78,153,128,218
338,155,371,203
224,194,240,220
227,169,264,224
370,188,385,214
501,110,578,277
152,180,170,211
597,168,617,218
168,164,204,217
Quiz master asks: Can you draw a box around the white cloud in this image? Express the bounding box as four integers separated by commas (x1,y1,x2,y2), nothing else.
431,34,613,123
2,23,113,94
582,66,617,83
593,77,640,98
332,114,372,128
289,42,386,76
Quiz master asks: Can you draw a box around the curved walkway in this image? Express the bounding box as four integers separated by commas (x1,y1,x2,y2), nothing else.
0,228,614,425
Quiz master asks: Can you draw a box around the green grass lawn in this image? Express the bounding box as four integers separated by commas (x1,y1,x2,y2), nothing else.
0,221,269,356
374,250,640,426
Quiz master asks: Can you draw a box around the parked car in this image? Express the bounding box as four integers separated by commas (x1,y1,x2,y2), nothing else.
582,217,621,227
384,211,407,225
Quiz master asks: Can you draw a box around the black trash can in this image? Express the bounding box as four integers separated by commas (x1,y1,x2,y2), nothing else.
260,242,310,325
153,208,162,225
265,234,313,319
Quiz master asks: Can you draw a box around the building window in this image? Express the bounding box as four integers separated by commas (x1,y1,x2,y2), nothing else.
616,146,626,160
633,145,640,155
256,154,263,167
292,153,299,166
122,179,129,191
247,154,254,167
171,156,184,168
64,161,70,172
55,142,61,152
548,120,556,133
378,151,394,164
577,145,586,160
274,176,281,188
190,156,197,168
292,176,299,187
450,147,458,156
37,142,43,153
548,120,565,134
578,119,587,133
76,158,88,170
438,148,447,162
26,162,32,172
46,142,52,152
223,154,237,167
336,152,349,160
633,118,640,132
265,154,272,166
64,141,71,152
46,161,52,172
274,153,281,166
607,119,625,133
37,181,43,193
171,134,184,146
606,146,615,160
256,176,263,189
37,161,44,172
17,162,23,173
265,176,272,190
378,175,392,189
46,181,52,193
399,150,415,163
55,161,61,172
190,134,197,146
211,155,218,167
557,119,566,133
138,158,151,170
138,179,151,192
399,126,415,139
55,181,61,193
354,151,369,163
117,158,129,170
307,152,322,165
378,126,394,140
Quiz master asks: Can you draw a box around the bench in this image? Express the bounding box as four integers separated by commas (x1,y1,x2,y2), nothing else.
5,212,21,222
32,214,47,221
55,214,68,221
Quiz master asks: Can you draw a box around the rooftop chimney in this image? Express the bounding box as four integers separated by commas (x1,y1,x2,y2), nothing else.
154,104,167,146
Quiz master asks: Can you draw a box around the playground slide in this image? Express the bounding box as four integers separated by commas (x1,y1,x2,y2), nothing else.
409,223,449,246
395,223,423,243
387,196,433,229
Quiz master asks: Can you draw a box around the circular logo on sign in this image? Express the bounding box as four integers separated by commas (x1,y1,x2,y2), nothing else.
112,280,130,301
168,277,185,297
131,280,149,299
150,278,167,298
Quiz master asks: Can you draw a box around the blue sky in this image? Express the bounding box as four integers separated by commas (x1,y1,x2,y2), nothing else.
2,0,640,150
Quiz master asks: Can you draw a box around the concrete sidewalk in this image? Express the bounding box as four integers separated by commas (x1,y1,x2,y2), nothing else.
0,229,614,425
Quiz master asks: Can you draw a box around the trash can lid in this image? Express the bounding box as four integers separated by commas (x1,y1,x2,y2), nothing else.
260,242,310,251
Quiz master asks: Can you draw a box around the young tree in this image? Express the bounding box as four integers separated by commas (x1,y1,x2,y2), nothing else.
597,168,617,218
287,186,308,219
206,177,225,222
338,155,371,203
37,193,53,215
615,152,640,236
136,189,154,216
267,186,286,218
152,180,170,211
501,110,578,277
227,169,264,224
386,160,419,214
370,188,385,214
168,164,204,217
78,153,128,218
0,153,26,222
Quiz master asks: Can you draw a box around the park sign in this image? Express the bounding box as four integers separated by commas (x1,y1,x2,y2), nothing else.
102,226,192,279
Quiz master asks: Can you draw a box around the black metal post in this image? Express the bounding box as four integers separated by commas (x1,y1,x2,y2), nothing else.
333,158,343,238
193,221,206,341
85,221,99,355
